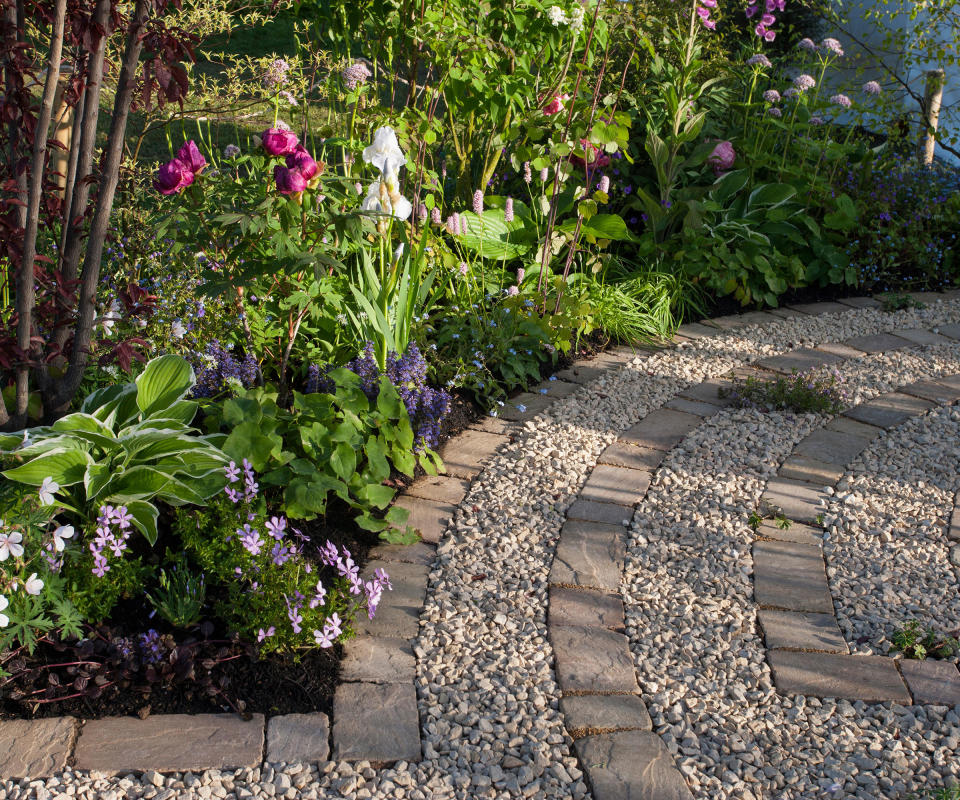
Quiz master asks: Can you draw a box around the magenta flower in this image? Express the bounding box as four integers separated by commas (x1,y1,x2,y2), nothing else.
153,159,194,195
543,93,570,116
275,165,308,195
261,127,300,156
176,140,207,174
707,140,736,175
285,145,320,181
472,189,483,215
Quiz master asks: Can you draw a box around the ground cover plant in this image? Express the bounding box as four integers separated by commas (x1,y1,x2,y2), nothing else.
2,0,960,720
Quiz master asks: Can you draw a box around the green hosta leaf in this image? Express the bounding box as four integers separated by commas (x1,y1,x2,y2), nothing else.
457,209,532,261
2,447,92,487
747,183,797,209
126,500,160,545
84,462,112,499
135,355,196,417
101,466,172,501
52,413,117,439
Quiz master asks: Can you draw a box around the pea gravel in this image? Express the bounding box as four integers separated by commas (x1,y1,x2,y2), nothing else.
5,300,960,800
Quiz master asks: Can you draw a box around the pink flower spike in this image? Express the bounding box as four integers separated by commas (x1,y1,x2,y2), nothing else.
761,13,775,24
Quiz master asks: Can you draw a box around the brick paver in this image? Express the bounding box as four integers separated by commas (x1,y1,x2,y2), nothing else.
340,636,416,683
844,332,912,353
437,429,505,479
549,586,625,630
405,475,470,505
621,409,700,451
598,442,666,472
844,392,936,430
391,495,456,544
560,694,652,737
566,498,634,526
760,477,827,524
757,348,843,374
266,713,330,763
549,519,627,592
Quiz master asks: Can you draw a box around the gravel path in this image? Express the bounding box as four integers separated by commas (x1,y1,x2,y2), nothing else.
6,300,960,800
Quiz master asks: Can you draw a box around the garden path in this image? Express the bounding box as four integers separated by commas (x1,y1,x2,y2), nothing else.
4,294,960,799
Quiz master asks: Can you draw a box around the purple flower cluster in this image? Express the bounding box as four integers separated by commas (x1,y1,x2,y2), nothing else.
225,459,259,504
192,340,258,398
746,0,784,41
308,343,451,449
89,505,134,578
139,629,166,665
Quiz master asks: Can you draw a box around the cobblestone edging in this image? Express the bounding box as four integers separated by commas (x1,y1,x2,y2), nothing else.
3,292,960,787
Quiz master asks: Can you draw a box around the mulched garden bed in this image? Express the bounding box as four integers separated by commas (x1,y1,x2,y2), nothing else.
1,337,604,722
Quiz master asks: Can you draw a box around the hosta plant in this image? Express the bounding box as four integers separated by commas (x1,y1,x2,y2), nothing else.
0,356,229,543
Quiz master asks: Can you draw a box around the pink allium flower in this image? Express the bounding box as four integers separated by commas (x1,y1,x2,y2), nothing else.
707,140,736,175
794,74,816,91
342,61,372,91
446,213,459,235
153,159,194,195
863,80,882,95
830,93,852,108
763,89,781,103
176,140,206,174
263,58,290,89
504,196,514,222
274,165,308,195
783,87,799,99
261,128,300,156
821,37,844,56
798,37,817,52
746,53,772,68
472,189,484,215
540,167,549,182
767,107,783,118
285,145,320,181
223,143,241,159
543,93,570,116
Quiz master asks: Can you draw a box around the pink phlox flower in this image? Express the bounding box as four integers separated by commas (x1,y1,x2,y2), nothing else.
225,487,241,504
240,525,264,556
265,516,287,540
348,573,364,595
225,461,241,482
257,626,276,643
326,613,343,638
309,580,327,609
113,506,132,530
313,628,334,648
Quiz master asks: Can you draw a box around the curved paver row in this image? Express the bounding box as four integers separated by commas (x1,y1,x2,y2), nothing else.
4,291,960,791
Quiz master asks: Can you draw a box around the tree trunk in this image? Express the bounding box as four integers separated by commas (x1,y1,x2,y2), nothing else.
13,0,68,427
44,0,151,418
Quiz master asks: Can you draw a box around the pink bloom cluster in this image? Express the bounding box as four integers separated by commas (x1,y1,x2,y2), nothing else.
697,0,717,30
153,140,207,195
544,93,570,116
261,128,322,195
708,140,736,176
746,0,784,41
89,505,134,577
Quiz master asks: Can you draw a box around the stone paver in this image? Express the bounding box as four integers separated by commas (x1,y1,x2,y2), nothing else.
369,541,436,567
894,328,954,347
900,659,960,705
760,477,827,524
550,586,625,630
598,442,666,472
753,540,834,614
823,415,884,439
575,731,695,800
437,428,505,479
469,415,520,436
340,636,416,683
535,378,581,399
550,520,627,592
786,301,852,316
778,456,843,487
560,694,652,737
664,396,725,417
678,379,736,407
567,498,634,526
758,609,848,653
950,491,960,541
404,475,469,505
579,464,651,507
266,713,330,763
836,296,882,309
938,323,960,340
767,651,911,704
844,392,937,430
900,378,960,404
765,307,805,319
499,391,556,420
815,342,867,360
757,348,843,374
792,427,874,466
549,625,639,694
621,409,700,452
843,332,912,353
755,519,823,545
74,714,265,773
705,311,783,329
332,682,421,765
675,322,720,339
0,718,77,779
391,495,456,544
355,561,428,638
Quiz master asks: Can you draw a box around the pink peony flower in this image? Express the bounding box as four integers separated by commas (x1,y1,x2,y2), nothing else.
285,145,321,181
274,165,308,195
176,140,207,174
261,128,300,156
544,93,571,116
153,158,194,195
707,140,736,175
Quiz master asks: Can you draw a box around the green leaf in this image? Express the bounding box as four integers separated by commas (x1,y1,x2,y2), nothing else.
135,355,196,417
748,183,797,208
2,448,92,487
357,483,395,509
330,441,357,482
457,209,532,261
126,500,160,546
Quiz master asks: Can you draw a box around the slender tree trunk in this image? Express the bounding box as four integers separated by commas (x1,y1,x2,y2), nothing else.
58,61,88,268
13,0,68,427
45,0,151,417
59,0,110,289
